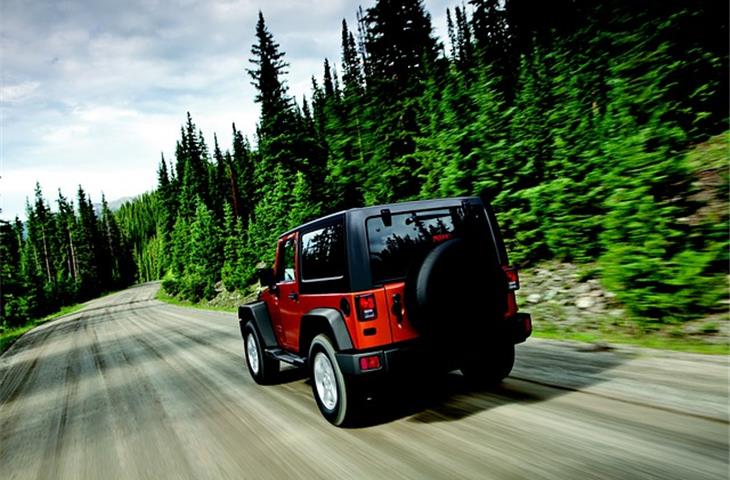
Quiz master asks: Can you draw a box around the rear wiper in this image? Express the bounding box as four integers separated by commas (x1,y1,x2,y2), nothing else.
405,212,443,225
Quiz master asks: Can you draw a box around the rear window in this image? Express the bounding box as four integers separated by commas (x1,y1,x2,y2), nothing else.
300,223,345,281
366,206,492,284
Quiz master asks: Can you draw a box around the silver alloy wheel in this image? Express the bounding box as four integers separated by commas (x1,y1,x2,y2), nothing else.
313,352,338,411
246,334,259,375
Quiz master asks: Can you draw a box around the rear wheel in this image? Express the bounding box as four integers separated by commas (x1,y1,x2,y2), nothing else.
460,341,515,386
243,323,279,384
309,334,359,426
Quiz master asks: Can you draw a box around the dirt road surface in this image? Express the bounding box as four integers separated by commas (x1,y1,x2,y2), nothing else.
1,283,727,479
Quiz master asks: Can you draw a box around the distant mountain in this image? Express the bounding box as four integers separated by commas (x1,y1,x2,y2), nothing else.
93,196,135,215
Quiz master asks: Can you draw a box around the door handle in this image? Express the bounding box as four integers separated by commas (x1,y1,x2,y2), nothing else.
392,294,403,324
288,292,299,301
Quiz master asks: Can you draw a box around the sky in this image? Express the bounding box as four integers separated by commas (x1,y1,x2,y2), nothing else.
0,0,453,221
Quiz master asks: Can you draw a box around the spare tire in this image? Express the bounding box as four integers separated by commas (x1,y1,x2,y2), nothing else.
405,238,508,344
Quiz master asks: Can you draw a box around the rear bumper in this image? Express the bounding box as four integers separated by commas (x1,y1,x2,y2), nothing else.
336,312,532,377
336,343,421,377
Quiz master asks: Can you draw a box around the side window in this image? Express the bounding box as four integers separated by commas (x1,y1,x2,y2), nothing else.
276,238,296,282
300,223,345,281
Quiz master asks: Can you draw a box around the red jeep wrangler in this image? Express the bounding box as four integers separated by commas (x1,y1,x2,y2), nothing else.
238,195,531,425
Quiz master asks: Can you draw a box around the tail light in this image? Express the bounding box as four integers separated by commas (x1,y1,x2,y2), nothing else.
355,293,377,321
359,355,381,371
502,266,520,291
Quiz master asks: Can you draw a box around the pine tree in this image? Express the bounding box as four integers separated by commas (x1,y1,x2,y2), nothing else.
340,20,364,95
19,233,45,318
157,153,175,232
54,190,78,299
170,214,189,278
364,0,439,99
27,183,56,285
288,172,320,228
454,6,475,75
74,186,102,295
248,11,291,133
221,202,247,292
470,0,515,98
231,124,253,222
361,0,441,202
209,134,229,219
185,200,222,301
597,10,708,323
100,194,131,287
175,113,211,218
243,165,293,274
247,11,307,200
0,218,27,327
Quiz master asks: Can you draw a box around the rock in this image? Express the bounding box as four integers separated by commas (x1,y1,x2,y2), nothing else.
589,289,603,297
604,290,616,299
577,341,613,352
544,289,558,301
588,301,606,312
575,283,591,294
576,296,595,309
683,324,702,335
527,293,542,304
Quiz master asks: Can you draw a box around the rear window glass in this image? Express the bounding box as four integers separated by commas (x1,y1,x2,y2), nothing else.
300,223,345,281
366,207,491,284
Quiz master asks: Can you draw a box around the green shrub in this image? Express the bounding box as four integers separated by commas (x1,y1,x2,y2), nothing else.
161,273,181,297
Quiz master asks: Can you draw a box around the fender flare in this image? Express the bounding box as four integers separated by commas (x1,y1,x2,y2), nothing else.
238,302,278,349
300,308,353,352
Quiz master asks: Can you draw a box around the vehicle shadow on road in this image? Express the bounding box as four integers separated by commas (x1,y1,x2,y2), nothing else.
347,342,630,428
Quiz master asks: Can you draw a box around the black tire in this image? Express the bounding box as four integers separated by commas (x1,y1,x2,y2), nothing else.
309,334,359,426
243,323,279,385
460,342,515,386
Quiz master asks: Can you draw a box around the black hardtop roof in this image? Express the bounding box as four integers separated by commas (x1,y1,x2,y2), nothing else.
280,196,480,237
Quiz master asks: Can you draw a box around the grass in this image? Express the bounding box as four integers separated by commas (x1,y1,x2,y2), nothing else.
0,303,86,355
158,284,728,355
155,288,237,313
533,328,729,355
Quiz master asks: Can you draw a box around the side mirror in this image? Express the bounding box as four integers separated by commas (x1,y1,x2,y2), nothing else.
258,266,276,289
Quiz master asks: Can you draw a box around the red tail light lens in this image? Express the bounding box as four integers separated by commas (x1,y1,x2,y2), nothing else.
502,266,520,290
359,355,381,371
355,293,377,321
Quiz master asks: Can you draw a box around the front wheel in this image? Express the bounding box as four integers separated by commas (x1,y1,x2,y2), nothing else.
243,323,279,384
309,334,359,426
460,342,515,387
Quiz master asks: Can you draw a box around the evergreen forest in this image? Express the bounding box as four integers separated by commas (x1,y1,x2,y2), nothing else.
2,0,728,333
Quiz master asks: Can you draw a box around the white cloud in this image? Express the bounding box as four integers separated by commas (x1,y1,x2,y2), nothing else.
0,0,459,220
0,81,41,103
41,124,91,143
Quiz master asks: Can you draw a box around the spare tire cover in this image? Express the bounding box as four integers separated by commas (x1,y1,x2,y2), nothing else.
405,238,508,339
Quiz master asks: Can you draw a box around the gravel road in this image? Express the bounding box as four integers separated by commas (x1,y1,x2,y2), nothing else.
1,283,727,479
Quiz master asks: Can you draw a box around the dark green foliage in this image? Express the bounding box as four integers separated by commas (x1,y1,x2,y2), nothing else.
0,218,27,327
117,191,164,281
7,1,724,328
359,0,441,202
183,201,222,301
230,125,251,221
139,0,728,324
1,184,138,329
221,203,247,292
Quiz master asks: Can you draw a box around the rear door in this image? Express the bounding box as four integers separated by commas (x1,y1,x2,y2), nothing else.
366,205,496,343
